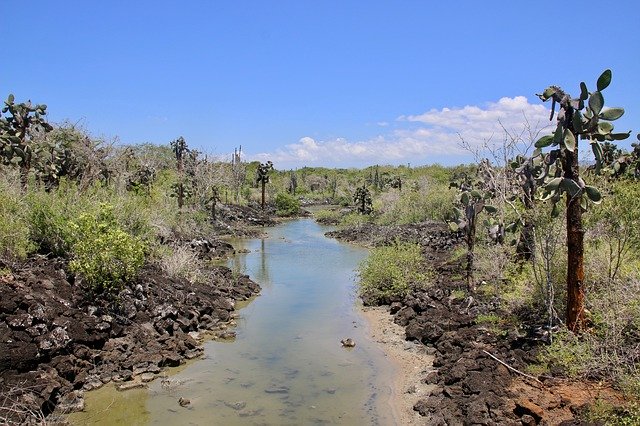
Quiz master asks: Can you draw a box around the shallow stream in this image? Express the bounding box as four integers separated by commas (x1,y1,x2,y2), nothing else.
68,218,397,425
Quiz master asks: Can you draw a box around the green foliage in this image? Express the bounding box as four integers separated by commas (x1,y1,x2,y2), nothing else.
274,192,300,216
0,180,33,258
312,208,342,224
538,330,594,377
378,181,456,225
586,178,640,283
69,204,146,295
340,211,373,227
358,241,429,305
27,189,77,257
584,401,640,426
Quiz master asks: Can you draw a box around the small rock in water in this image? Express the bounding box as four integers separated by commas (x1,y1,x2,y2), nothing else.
117,381,146,391
140,373,156,383
224,400,247,410
265,386,289,394
340,338,356,348
178,397,191,407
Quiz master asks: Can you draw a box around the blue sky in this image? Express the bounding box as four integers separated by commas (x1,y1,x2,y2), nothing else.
2,1,638,168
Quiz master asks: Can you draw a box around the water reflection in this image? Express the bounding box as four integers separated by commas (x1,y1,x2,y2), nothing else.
69,219,396,425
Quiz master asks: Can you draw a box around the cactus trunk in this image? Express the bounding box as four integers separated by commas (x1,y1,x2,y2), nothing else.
261,180,266,209
178,183,184,210
564,147,586,331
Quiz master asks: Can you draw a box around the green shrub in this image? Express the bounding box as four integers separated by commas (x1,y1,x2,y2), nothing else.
274,192,300,216
0,182,33,259
69,204,146,295
538,330,594,378
340,211,373,227
27,190,76,257
358,241,429,305
313,208,342,225
377,181,456,225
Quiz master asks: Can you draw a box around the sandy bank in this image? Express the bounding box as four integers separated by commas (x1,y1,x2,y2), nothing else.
360,305,435,426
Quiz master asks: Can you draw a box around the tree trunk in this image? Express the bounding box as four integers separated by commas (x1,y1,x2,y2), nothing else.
564,142,586,331
178,183,184,210
466,216,477,292
261,181,266,209
19,162,29,192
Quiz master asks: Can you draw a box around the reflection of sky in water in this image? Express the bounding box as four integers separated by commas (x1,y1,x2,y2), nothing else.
69,219,397,426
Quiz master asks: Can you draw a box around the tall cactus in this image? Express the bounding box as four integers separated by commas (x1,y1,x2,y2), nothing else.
535,69,630,331
288,170,298,195
447,172,497,291
170,136,189,209
208,185,221,221
353,184,373,215
256,161,273,209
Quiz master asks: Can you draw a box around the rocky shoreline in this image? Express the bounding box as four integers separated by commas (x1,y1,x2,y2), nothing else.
1,214,627,424
332,221,626,425
0,248,260,423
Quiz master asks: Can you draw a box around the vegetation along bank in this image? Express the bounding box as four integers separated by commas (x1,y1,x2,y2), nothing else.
2,69,640,424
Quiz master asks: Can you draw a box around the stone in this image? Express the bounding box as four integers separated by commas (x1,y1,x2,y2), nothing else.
117,381,146,391
7,313,34,329
224,401,247,410
265,386,289,394
140,373,156,383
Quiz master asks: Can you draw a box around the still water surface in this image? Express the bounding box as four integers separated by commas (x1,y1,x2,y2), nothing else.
69,218,396,425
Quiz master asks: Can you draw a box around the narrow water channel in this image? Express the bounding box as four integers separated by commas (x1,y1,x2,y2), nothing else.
69,218,397,425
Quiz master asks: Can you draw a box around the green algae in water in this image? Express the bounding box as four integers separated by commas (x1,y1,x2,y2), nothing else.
70,219,397,425
66,384,149,425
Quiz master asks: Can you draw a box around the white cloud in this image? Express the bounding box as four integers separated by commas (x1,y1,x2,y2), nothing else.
251,96,552,167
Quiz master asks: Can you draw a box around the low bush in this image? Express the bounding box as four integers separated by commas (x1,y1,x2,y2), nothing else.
358,241,429,305
377,181,456,225
69,204,146,295
274,192,300,216
0,181,33,259
27,189,77,257
313,208,342,225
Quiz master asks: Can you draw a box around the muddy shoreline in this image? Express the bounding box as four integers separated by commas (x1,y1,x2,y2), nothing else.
360,305,434,426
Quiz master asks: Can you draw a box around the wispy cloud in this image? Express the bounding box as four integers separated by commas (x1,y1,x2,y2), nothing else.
251,96,551,167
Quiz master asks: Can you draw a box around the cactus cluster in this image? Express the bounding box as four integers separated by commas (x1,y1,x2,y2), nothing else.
353,185,373,215
602,135,640,179
0,94,53,189
534,70,629,212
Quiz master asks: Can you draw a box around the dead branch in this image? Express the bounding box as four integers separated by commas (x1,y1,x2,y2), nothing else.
482,350,543,386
